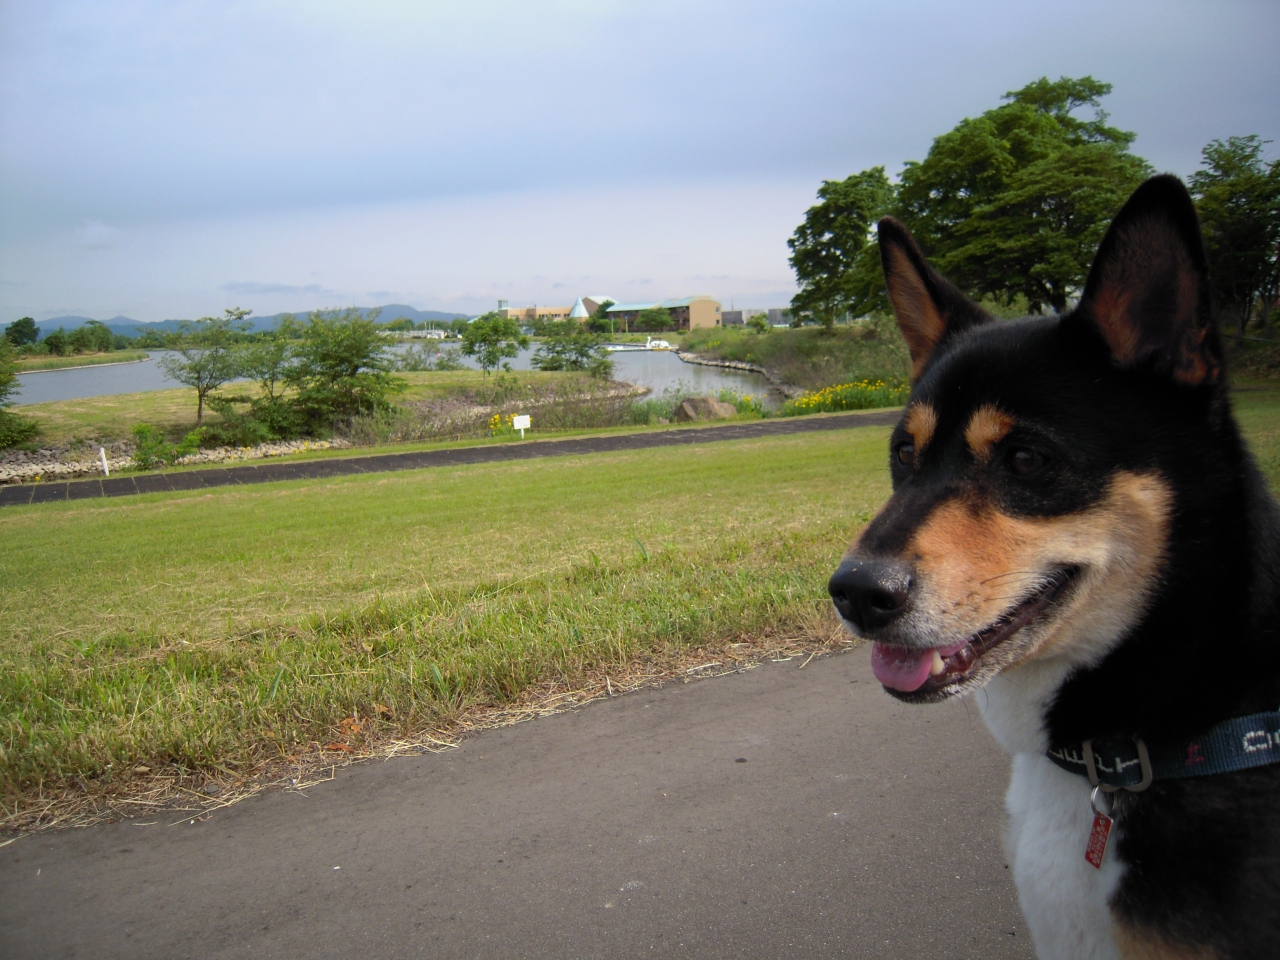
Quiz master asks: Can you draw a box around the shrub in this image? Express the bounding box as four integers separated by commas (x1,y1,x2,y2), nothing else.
0,411,38,448
0,339,38,448
131,425,204,469
200,393,303,448
286,309,405,433
780,379,911,416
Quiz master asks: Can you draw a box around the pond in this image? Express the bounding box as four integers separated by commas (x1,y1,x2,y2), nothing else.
10,345,783,408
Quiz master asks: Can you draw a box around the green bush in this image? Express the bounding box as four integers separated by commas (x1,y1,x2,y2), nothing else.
200,394,301,448
0,411,38,448
285,309,405,433
131,425,204,469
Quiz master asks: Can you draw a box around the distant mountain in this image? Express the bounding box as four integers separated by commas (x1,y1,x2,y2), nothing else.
33,305,468,339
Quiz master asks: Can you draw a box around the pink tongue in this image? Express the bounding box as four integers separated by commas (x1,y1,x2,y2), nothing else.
871,641,969,692
871,643,934,692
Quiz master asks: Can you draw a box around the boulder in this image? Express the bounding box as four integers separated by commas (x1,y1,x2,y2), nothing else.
673,396,738,422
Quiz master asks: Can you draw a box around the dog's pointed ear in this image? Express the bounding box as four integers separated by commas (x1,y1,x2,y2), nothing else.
878,217,991,379
1075,175,1220,386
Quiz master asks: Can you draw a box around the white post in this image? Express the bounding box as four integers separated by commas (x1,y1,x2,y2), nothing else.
99,447,110,477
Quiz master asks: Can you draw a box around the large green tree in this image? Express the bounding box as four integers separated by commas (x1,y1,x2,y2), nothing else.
897,76,1150,313
788,167,894,326
1189,135,1280,339
4,317,38,347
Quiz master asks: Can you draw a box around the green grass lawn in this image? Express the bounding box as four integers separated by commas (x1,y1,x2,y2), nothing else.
0,425,893,812
14,350,150,373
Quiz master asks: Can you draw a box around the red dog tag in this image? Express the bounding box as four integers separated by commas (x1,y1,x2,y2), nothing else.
1085,813,1112,869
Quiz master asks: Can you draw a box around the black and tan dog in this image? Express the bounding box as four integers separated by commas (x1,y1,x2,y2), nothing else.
828,176,1280,960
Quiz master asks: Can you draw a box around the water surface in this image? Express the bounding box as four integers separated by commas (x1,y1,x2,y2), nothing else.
12,345,780,407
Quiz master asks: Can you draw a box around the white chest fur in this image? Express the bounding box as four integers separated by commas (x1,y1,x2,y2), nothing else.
978,666,1126,960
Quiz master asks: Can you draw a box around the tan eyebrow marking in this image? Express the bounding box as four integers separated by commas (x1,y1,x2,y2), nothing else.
903,402,938,453
965,404,1014,461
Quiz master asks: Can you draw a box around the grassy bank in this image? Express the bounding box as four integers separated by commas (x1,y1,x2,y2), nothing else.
14,350,150,373
0,426,893,817
683,319,911,392
14,370,594,446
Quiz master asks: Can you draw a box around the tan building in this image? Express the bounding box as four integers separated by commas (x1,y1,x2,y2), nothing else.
495,300,572,322
605,296,721,331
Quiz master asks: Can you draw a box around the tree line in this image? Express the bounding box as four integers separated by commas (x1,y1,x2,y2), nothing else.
2,317,137,355
788,76,1280,341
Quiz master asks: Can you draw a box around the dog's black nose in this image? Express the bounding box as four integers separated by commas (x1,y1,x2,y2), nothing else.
828,559,914,632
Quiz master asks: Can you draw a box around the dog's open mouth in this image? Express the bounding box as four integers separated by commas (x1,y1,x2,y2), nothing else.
870,567,1078,695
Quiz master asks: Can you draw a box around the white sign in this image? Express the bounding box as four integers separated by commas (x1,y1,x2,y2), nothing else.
512,414,531,438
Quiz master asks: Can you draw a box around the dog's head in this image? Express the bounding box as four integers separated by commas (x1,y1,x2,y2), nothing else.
830,175,1227,703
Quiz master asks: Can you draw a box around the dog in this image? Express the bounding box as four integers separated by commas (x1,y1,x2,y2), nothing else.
828,175,1280,960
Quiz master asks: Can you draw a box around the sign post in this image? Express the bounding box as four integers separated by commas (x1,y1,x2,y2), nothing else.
512,414,531,439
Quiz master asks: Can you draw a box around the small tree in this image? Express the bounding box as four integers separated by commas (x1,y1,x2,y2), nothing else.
531,319,615,378
4,317,37,347
42,328,68,356
636,306,674,332
460,312,529,378
746,313,771,334
158,308,253,423
239,315,297,402
584,300,616,335
83,320,115,352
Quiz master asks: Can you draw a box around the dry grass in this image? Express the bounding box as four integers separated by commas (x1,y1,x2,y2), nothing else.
1,629,854,833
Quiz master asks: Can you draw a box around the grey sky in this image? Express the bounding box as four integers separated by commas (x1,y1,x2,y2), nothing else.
1,0,1277,322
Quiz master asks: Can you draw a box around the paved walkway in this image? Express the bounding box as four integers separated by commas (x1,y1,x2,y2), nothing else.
0,647,1031,959
0,411,900,508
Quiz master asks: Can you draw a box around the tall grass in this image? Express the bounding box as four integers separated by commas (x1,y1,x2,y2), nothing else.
683,318,912,391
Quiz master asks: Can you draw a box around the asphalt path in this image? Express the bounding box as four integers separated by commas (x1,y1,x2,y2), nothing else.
0,410,901,508
0,646,1031,959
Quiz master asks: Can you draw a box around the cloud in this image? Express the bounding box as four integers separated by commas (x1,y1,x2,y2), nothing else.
222,280,342,298
74,220,120,249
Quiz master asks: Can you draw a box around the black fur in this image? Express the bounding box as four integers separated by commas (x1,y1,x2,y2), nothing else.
846,176,1280,957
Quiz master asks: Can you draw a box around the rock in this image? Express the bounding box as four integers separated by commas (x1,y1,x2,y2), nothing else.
673,397,738,422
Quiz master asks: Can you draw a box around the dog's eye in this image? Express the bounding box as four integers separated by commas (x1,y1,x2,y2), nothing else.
896,443,915,467
1009,448,1047,477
